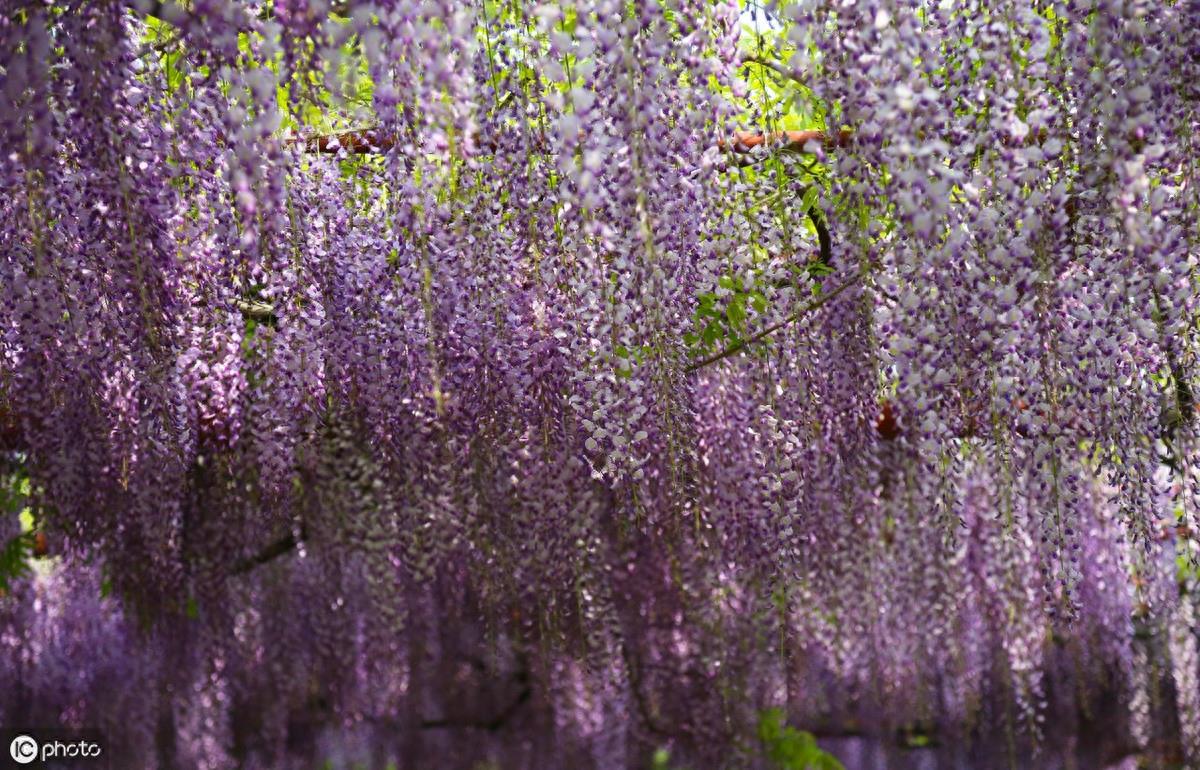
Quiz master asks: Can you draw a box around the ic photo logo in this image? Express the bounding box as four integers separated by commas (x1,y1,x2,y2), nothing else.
6,732,103,766
8,736,36,765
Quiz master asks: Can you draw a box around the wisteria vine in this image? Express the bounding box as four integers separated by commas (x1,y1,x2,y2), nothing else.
1,0,1198,768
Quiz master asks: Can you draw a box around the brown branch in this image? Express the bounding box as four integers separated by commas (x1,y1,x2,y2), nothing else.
808,201,832,267
232,528,303,574
233,298,277,324
619,637,674,738
419,685,531,732
740,54,805,85
293,128,396,154
419,657,531,732
720,129,853,153
293,126,852,156
685,272,862,373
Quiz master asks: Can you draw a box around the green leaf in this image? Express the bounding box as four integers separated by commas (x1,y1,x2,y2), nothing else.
696,294,720,318
800,185,820,215
727,295,747,330
757,709,844,770
0,531,34,592
813,755,844,770
758,708,785,744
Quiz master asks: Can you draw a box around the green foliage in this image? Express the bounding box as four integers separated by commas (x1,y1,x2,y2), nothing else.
613,343,653,379
0,472,34,593
646,711,842,770
734,4,825,130
0,530,35,593
684,272,769,354
650,747,678,770
757,709,844,770
1176,539,1199,586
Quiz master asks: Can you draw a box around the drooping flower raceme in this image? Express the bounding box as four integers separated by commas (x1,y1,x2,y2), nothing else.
0,1,1197,767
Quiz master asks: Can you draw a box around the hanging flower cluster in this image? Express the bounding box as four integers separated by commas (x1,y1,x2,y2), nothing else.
0,0,1197,767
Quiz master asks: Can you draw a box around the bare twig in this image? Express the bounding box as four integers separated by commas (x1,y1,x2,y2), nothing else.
232,528,302,574
808,203,831,267
740,54,805,85
233,298,277,324
419,656,531,731
685,273,861,373
619,637,674,738
419,686,531,731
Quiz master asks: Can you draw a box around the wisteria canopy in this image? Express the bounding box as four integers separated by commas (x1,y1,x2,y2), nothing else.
0,0,1198,768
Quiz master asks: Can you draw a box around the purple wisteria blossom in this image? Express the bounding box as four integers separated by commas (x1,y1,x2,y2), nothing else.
0,0,1197,768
